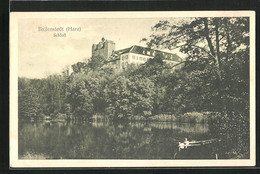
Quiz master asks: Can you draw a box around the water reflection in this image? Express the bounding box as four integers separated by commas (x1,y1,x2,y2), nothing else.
19,120,216,159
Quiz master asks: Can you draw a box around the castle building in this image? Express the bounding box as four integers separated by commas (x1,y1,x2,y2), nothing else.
92,37,116,60
92,38,183,70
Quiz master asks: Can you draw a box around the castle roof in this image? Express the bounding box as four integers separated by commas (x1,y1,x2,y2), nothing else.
105,39,115,44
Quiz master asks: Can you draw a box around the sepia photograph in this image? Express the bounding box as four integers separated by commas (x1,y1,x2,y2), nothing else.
10,11,255,167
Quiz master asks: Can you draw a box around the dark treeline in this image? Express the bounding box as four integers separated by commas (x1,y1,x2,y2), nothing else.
19,54,179,121
18,17,250,158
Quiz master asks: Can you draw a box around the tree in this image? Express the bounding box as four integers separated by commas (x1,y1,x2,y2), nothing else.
18,86,41,120
104,76,155,119
104,76,133,119
130,77,155,116
129,53,167,115
143,17,250,158
41,75,67,116
87,55,106,71
144,17,249,112
66,73,94,119
71,62,88,73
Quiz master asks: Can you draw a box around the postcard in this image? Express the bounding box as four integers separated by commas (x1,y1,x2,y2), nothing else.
10,11,255,167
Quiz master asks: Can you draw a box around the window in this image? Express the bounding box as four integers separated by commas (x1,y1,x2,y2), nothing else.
122,62,124,66
132,55,135,59
125,55,128,59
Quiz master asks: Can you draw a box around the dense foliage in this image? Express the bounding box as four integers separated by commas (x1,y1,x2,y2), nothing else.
142,17,250,159
18,17,250,159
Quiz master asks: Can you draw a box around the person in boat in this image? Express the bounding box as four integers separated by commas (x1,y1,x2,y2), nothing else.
184,138,189,148
178,142,185,151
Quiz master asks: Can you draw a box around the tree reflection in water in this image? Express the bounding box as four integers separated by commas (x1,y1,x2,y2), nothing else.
19,120,217,159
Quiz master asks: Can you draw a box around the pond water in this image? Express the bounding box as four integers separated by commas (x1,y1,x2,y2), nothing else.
19,120,220,159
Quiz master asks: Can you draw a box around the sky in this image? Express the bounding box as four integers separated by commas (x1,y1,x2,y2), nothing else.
18,17,182,78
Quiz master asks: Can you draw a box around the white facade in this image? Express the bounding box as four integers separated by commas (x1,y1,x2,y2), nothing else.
119,52,181,70
120,53,154,69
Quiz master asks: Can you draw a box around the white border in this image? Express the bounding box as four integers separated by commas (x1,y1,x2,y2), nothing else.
10,11,256,168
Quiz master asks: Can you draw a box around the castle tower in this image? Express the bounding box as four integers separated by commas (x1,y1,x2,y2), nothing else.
92,37,116,60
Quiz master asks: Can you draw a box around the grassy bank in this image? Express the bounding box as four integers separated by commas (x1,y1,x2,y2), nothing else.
177,112,210,123
36,112,212,123
126,112,210,123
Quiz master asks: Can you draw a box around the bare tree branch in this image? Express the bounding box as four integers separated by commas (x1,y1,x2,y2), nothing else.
190,45,216,60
